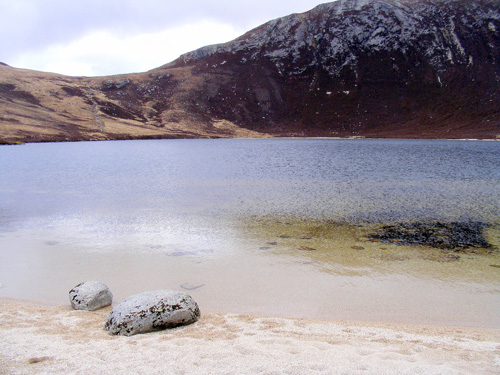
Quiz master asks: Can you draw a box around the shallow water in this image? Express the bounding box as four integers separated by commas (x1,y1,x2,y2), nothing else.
0,139,499,327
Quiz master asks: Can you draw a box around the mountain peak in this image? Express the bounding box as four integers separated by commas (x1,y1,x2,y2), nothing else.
179,0,498,74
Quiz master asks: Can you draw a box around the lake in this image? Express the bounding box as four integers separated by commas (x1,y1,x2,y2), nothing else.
0,138,499,327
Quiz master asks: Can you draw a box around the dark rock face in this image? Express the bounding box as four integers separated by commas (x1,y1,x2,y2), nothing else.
368,221,492,250
167,0,500,138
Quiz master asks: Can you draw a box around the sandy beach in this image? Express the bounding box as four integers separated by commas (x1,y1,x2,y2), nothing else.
1,298,499,375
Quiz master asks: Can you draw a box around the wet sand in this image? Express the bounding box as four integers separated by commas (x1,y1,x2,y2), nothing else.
1,298,499,375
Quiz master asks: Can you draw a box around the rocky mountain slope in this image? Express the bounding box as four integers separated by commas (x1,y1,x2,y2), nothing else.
1,0,499,143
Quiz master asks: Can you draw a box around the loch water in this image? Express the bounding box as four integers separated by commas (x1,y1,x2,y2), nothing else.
1,139,499,327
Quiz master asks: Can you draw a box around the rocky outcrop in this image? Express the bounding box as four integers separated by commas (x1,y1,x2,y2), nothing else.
104,290,200,336
101,79,131,91
69,281,113,311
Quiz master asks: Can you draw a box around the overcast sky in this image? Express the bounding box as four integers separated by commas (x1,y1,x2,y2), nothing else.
0,0,324,77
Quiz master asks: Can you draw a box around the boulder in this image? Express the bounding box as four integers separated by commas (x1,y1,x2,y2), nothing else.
101,79,130,90
104,290,200,336
69,281,113,311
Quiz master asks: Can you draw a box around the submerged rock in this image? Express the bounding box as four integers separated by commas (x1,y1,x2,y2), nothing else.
351,246,365,250
69,281,113,311
368,221,491,250
298,246,316,251
180,283,205,291
104,290,200,336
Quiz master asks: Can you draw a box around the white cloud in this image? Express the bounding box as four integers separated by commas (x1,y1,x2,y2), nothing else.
11,21,242,76
1,0,324,76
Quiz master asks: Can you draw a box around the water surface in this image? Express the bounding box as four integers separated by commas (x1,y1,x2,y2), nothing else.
0,139,499,327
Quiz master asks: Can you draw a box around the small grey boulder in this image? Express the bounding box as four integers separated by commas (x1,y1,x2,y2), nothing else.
104,290,200,336
69,281,113,311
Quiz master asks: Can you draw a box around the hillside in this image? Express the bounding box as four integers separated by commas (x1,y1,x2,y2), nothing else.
1,0,499,143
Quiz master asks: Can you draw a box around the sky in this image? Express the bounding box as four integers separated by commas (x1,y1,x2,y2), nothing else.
0,0,324,77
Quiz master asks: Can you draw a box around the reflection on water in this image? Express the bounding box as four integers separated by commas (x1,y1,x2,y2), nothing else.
0,139,499,327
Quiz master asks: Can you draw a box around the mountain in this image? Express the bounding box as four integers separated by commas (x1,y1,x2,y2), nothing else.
1,0,499,144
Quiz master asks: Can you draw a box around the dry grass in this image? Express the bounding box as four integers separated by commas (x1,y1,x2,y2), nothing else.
0,64,266,144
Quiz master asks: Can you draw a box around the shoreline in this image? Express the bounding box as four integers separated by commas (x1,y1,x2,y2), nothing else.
1,135,499,145
1,297,499,374
3,296,500,333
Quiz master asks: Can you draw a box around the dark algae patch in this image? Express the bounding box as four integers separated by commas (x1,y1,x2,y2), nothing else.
368,221,493,251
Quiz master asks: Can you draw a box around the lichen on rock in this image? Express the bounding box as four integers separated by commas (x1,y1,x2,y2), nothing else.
69,281,113,311
104,290,200,336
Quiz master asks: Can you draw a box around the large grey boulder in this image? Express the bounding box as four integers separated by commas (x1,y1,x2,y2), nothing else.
104,290,200,336
69,281,113,311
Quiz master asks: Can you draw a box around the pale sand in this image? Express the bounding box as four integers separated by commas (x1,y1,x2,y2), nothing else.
1,298,500,374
